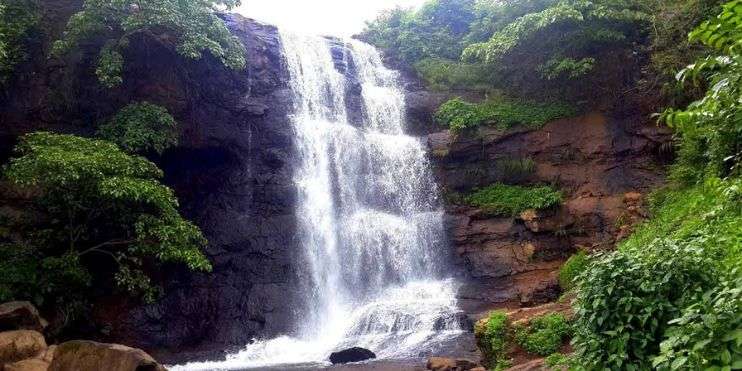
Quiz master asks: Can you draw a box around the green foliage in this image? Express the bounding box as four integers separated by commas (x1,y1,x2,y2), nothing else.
572,177,741,370
538,57,596,80
641,0,725,107
0,0,37,84
475,310,510,364
360,0,476,65
98,102,178,154
558,251,589,291
515,313,571,356
414,58,496,91
1,132,210,307
462,0,649,67
465,183,562,216
53,0,246,88
653,272,742,370
661,0,742,184
435,97,575,132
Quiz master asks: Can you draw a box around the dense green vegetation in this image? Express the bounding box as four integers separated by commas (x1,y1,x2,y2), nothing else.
571,2,742,369
0,0,37,83
98,102,179,154
514,313,571,356
53,0,246,87
558,251,589,291
465,183,562,216
0,133,210,312
475,310,511,370
435,97,575,131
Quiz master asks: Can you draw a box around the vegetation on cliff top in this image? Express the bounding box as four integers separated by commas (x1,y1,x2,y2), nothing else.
0,0,37,84
53,0,247,87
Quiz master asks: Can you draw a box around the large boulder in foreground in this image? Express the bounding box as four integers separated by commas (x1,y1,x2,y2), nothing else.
0,330,46,364
3,358,50,371
49,341,166,371
329,347,376,364
0,302,48,333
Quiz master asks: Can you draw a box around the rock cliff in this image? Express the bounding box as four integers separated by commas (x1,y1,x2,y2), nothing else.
0,0,303,362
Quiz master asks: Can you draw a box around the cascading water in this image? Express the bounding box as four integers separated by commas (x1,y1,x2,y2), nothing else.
174,31,463,371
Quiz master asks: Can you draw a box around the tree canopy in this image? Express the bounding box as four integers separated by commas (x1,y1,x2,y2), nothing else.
53,0,247,87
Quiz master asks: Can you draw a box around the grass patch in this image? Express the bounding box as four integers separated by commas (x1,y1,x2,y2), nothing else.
465,183,562,217
515,313,572,356
435,97,576,132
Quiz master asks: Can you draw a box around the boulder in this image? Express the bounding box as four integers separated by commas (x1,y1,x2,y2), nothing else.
328,347,376,364
48,341,165,371
2,358,50,371
0,330,46,364
0,302,48,332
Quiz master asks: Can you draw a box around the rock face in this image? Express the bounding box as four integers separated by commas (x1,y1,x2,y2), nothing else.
429,112,670,316
329,347,377,364
0,0,303,362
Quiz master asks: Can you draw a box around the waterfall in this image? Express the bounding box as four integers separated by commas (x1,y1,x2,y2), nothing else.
174,32,462,371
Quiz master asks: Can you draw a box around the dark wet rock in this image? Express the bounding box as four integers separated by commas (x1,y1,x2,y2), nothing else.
329,347,377,364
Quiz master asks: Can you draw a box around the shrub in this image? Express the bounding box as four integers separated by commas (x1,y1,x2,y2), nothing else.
98,102,178,154
653,272,742,370
435,97,575,132
475,310,510,366
572,243,724,369
558,251,589,291
515,313,571,356
1,132,211,308
465,183,562,216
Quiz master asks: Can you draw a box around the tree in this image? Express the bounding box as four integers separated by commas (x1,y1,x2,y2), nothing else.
2,132,211,304
53,0,246,88
98,102,178,154
462,0,649,80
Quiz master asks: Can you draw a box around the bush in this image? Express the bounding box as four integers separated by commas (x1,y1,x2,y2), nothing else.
475,310,510,366
98,102,178,154
465,183,562,217
435,97,575,132
558,251,589,291
572,242,726,368
515,313,571,356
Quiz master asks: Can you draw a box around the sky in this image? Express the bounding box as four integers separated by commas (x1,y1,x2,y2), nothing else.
235,0,427,37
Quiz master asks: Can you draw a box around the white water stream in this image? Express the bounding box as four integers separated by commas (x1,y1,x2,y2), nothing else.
174,32,462,371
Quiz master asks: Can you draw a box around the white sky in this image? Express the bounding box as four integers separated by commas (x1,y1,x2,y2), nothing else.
235,0,427,37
